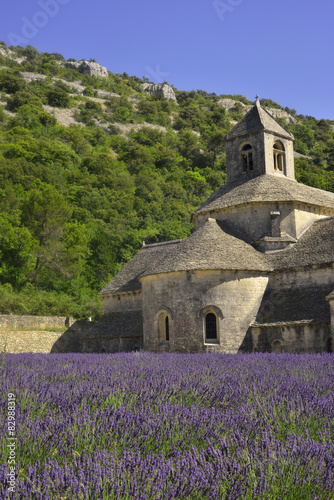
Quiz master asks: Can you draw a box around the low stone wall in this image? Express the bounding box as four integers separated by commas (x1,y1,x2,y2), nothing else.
0,330,66,353
0,315,74,353
0,314,72,330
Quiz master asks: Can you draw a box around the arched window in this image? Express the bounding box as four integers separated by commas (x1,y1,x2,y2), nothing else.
273,141,285,173
199,306,222,345
272,339,283,353
241,143,253,172
205,312,217,341
157,310,172,344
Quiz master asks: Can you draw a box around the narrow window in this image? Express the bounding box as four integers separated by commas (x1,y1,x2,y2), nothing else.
273,141,285,173
205,313,217,340
328,337,333,353
158,311,171,344
242,154,248,171
241,143,253,172
165,316,169,342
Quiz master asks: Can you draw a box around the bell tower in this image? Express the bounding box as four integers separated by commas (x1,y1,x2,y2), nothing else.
225,97,295,183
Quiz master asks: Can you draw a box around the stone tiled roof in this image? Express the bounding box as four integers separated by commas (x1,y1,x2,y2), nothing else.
82,311,143,338
100,220,271,296
99,240,182,294
269,217,334,270
145,219,272,276
140,218,271,276
226,101,294,141
253,284,333,326
100,217,334,294
194,174,334,216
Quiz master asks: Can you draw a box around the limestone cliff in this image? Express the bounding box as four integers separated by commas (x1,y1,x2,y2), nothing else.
142,83,177,102
65,60,108,78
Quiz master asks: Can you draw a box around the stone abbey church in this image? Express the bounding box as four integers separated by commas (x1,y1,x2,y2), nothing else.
82,99,334,354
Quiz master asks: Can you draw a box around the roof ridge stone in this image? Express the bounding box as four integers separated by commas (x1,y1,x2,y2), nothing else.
142,239,183,249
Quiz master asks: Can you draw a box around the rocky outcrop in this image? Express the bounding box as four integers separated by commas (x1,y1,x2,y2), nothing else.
0,47,25,64
21,72,47,83
218,98,248,110
96,89,120,99
218,98,297,124
142,83,177,102
267,108,297,124
65,60,108,78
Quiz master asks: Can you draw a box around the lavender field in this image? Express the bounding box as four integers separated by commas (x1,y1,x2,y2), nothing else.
1,353,334,499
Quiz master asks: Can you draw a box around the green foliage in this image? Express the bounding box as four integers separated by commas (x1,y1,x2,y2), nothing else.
83,86,97,97
7,91,43,111
260,98,282,109
0,45,333,318
0,71,26,93
47,88,70,108
0,212,37,287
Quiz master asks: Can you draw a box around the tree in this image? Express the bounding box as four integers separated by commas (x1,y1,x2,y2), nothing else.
21,184,72,284
203,127,226,170
0,213,37,287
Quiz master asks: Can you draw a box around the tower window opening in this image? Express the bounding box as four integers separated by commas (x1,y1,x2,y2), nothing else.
273,141,285,173
241,143,253,171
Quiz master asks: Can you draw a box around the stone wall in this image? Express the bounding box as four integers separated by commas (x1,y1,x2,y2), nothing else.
141,269,269,353
0,315,75,353
194,201,330,247
226,130,295,183
0,330,64,354
102,291,142,314
0,315,72,330
251,322,330,353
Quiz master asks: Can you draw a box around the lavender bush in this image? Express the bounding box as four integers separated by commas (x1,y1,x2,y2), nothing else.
1,352,334,499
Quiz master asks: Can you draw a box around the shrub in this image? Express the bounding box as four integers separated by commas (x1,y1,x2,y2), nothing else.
7,91,43,111
0,72,26,93
47,88,70,108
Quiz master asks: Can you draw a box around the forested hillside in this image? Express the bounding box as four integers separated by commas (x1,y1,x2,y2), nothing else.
1,43,334,318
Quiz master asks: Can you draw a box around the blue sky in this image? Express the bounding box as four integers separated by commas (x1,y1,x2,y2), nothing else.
1,0,334,119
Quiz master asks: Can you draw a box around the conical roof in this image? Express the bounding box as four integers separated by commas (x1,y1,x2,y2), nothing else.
194,174,334,216
226,100,294,141
141,218,270,276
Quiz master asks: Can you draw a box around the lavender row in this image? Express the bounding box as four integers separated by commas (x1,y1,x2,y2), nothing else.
1,352,333,499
